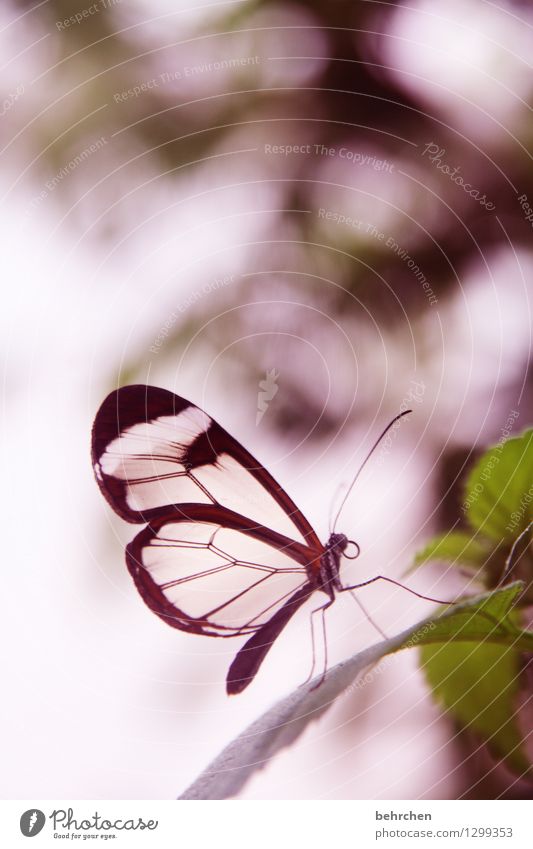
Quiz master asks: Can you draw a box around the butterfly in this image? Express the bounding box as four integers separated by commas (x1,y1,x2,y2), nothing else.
92,384,414,694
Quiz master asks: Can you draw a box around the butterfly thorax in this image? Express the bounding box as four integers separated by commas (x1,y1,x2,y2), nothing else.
317,533,348,597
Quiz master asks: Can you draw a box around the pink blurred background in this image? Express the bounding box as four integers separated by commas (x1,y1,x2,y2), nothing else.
1,0,532,799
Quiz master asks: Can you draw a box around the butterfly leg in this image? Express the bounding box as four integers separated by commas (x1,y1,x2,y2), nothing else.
346,589,388,639
340,575,452,605
304,599,331,685
303,597,335,689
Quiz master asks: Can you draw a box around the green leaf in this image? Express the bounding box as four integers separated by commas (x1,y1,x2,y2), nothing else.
420,639,530,777
179,583,530,799
465,429,533,541
411,531,490,573
399,583,533,649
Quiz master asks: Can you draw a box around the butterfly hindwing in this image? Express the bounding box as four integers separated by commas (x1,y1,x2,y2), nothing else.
126,505,315,637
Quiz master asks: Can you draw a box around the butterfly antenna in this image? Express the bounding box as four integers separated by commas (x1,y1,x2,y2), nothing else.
331,409,412,532
328,480,347,532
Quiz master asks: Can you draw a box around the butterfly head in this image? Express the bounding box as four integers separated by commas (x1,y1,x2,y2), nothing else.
319,533,360,594
326,533,360,560
327,533,349,556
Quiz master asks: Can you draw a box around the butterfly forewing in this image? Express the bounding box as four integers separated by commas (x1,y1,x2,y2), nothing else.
92,384,321,548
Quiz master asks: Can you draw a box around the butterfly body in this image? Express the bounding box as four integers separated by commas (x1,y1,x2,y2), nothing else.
317,533,349,597
92,385,360,695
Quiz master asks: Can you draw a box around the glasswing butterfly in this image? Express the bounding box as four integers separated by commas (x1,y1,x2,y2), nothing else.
92,384,432,694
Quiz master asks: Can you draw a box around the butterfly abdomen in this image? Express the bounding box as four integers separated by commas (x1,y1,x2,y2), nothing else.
226,583,315,695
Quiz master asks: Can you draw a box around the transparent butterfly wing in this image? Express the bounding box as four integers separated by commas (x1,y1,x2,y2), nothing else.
92,384,322,549
92,385,325,641
126,505,320,637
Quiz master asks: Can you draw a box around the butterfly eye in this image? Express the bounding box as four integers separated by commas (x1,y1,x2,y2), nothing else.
343,540,361,560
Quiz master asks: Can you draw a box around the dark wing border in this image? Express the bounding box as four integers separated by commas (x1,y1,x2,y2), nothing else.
92,384,190,523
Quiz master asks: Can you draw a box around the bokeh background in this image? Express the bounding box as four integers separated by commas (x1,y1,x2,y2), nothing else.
1,0,532,799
